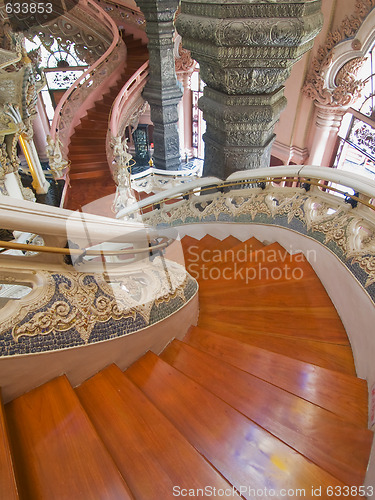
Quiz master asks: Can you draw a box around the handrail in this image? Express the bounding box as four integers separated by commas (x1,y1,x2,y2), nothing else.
0,196,148,243
130,166,200,181
50,0,122,146
116,176,222,218
92,0,146,29
108,60,149,138
0,237,172,257
116,166,375,219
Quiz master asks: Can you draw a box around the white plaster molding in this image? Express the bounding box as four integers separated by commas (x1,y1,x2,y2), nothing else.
271,140,309,165
324,9,375,92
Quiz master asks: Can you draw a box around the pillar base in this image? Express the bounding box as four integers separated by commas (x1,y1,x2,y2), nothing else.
200,87,286,178
32,178,50,195
203,135,275,178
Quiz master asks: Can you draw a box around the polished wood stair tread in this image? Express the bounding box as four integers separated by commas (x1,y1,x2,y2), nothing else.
197,246,317,287
76,364,234,499
189,324,356,375
199,275,337,308
185,327,367,427
182,236,264,263
198,308,348,344
126,351,357,496
5,375,133,500
69,170,112,180
0,389,18,500
161,339,372,486
182,234,243,252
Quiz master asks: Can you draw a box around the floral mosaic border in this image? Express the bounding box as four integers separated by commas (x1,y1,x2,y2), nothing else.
0,258,197,357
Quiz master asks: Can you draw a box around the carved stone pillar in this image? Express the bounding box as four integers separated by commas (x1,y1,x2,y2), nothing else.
176,0,323,178
135,0,182,170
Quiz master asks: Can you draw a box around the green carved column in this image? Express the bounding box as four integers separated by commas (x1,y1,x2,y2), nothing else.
135,0,182,170
176,1,323,178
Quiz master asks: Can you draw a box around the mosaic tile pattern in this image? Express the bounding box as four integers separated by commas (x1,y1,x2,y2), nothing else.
0,269,198,357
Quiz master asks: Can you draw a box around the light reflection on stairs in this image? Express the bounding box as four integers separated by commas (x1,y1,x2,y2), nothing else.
0,236,372,499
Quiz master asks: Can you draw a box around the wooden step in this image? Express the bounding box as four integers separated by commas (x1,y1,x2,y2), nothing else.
71,129,108,139
76,118,108,130
70,160,109,171
182,236,266,280
126,351,360,497
94,102,112,113
184,327,368,427
70,136,106,145
86,110,111,121
199,306,348,344
188,324,357,375
199,274,336,308
68,144,105,154
0,389,19,500
76,364,235,499
5,376,133,499
102,95,116,105
69,152,108,163
161,339,372,486
182,234,242,251
69,169,111,180
197,243,317,287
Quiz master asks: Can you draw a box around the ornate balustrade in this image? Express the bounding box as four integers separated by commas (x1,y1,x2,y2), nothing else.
0,195,196,357
107,61,149,176
117,165,375,303
93,0,146,31
50,0,126,164
130,165,202,194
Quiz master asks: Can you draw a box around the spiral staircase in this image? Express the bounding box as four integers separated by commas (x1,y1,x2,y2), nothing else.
64,34,148,211
0,235,371,499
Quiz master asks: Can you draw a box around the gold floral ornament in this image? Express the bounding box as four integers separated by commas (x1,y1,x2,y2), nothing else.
2,259,191,344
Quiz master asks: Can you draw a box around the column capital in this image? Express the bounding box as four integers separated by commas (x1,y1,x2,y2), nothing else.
135,0,179,22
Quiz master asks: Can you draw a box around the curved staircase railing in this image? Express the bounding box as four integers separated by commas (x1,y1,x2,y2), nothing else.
116,166,375,291
106,61,149,176
50,0,126,163
108,61,149,140
116,165,375,219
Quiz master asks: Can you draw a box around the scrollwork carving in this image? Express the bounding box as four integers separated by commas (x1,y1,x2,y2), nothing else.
302,0,374,106
174,36,195,73
46,135,69,179
0,259,193,346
